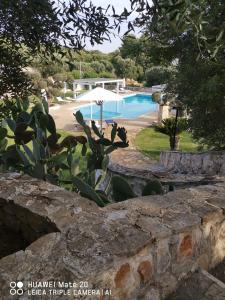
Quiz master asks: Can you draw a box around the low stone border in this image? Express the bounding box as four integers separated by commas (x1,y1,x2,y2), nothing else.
108,162,225,195
160,150,225,175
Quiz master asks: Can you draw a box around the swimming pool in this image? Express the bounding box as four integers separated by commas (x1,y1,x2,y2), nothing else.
77,94,157,120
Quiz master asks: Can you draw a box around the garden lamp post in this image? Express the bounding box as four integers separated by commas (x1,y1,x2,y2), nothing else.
172,101,182,150
95,100,103,133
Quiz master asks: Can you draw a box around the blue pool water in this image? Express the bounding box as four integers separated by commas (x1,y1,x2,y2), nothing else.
77,94,157,120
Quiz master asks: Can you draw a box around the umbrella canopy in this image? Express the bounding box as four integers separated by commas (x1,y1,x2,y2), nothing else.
76,87,123,132
76,87,122,102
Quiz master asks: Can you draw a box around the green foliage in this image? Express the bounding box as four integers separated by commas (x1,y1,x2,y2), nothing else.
167,35,225,149
145,66,173,87
72,70,81,79
0,0,120,97
100,60,114,72
74,111,129,171
83,71,98,78
152,92,162,104
90,61,105,73
120,34,143,61
112,55,143,80
135,128,199,160
64,91,74,98
111,175,163,202
129,1,225,59
154,118,188,150
0,98,29,122
111,175,136,202
127,1,225,149
98,72,115,78
154,118,188,137
53,73,68,82
0,99,130,206
47,87,61,98
142,180,163,196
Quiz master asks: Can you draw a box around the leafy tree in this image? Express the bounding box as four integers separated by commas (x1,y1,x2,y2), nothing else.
145,66,173,87
100,60,114,73
169,35,225,149
112,55,143,80
90,61,106,74
0,0,117,97
154,117,188,150
127,0,225,149
129,0,225,59
120,34,143,61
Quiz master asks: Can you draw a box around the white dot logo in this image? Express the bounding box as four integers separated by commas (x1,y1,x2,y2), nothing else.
9,281,24,295
17,282,23,288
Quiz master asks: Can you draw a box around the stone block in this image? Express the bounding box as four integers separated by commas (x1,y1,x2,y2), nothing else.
197,254,210,270
158,272,177,298
142,287,160,300
114,263,131,288
178,233,193,257
156,239,171,274
135,216,171,239
137,260,153,284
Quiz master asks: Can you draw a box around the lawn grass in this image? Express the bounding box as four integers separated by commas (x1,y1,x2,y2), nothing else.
135,127,199,160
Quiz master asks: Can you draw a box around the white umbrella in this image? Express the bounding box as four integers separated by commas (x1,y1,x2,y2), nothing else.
76,87,123,131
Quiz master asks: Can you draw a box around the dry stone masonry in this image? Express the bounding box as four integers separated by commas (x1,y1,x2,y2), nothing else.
160,150,225,175
1,173,225,299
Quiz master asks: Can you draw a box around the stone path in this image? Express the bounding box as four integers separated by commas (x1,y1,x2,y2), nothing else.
110,148,157,171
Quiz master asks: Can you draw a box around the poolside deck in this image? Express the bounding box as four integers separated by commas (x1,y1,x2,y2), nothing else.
50,90,156,132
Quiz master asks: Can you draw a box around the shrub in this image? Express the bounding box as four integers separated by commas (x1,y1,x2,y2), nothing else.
152,92,162,103
100,60,114,72
72,70,81,79
90,61,105,73
64,91,74,98
53,73,67,82
145,66,173,87
98,71,115,78
83,71,98,78
47,87,61,98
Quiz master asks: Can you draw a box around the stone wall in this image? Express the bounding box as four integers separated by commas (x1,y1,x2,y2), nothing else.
0,197,59,259
1,173,225,299
160,150,225,175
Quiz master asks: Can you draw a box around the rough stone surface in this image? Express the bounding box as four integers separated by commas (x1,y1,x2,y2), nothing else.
166,269,225,300
160,150,225,175
137,260,152,283
1,173,225,299
108,160,225,197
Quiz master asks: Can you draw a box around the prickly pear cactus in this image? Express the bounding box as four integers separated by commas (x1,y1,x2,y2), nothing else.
142,180,163,196
111,175,136,202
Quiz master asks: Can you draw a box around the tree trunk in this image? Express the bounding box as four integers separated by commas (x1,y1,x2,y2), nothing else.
170,135,180,150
